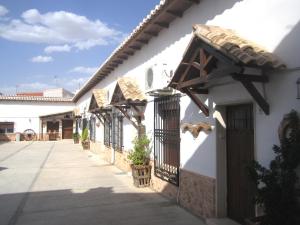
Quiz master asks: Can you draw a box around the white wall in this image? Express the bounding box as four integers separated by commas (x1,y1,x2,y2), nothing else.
75,0,300,178
0,101,74,134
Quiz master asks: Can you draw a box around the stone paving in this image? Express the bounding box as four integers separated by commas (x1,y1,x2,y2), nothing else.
0,141,205,225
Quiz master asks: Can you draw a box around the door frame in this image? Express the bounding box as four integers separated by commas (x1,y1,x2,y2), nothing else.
215,102,257,218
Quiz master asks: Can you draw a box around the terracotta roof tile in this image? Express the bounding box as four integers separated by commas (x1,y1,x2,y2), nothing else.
117,77,146,102
92,89,108,108
193,24,285,69
0,95,73,102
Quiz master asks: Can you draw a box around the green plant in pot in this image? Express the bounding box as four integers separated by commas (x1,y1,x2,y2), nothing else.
81,127,90,150
247,110,300,225
128,135,152,188
73,133,80,144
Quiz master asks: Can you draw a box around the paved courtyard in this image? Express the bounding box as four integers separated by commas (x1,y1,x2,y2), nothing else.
0,141,205,225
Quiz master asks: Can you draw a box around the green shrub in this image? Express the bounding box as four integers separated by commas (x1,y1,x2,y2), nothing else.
73,133,80,139
81,127,89,142
128,135,151,165
248,110,300,225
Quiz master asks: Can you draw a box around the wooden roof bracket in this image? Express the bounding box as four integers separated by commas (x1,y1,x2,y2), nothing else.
94,112,104,124
115,106,139,130
232,72,270,115
182,88,209,116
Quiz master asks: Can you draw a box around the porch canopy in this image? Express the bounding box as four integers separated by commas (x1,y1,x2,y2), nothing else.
169,24,286,116
110,77,147,129
88,89,111,122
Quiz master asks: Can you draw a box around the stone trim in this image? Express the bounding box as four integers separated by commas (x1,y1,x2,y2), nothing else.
179,169,216,218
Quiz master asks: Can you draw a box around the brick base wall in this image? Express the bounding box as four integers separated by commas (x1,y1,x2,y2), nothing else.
179,169,216,218
0,133,16,141
149,160,179,201
114,150,131,172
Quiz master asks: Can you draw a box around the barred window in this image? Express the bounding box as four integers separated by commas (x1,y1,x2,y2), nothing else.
112,113,123,152
104,119,111,147
0,122,14,134
89,117,96,142
154,95,180,186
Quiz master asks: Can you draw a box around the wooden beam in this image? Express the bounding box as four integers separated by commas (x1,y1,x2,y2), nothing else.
183,88,209,116
144,31,158,37
166,10,183,17
115,106,139,129
124,51,134,56
232,74,269,83
178,47,201,85
136,39,149,44
203,55,217,73
189,88,209,94
94,113,104,124
239,80,270,115
117,55,128,60
129,45,141,50
154,22,169,28
112,59,123,64
186,0,200,4
178,67,242,89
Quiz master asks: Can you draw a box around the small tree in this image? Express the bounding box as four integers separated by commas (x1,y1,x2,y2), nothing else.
128,135,151,165
248,110,300,225
81,127,89,143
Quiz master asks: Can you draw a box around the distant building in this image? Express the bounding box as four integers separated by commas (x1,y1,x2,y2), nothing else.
43,88,74,98
16,88,74,98
17,92,43,97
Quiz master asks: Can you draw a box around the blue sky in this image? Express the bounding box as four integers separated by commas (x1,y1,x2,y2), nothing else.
0,0,160,94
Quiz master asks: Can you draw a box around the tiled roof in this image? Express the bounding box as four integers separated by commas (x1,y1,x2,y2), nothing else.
92,89,108,108
0,95,73,102
73,0,198,102
115,77,147,102
193,24,285,69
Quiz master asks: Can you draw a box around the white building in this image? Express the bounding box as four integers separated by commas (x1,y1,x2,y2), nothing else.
1,0,299,224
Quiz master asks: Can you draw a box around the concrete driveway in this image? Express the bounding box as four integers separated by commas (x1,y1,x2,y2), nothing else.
0,141,205,225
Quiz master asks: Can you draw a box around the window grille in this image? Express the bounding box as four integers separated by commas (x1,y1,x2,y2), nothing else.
112,113,123,152
104,118,111,147
0,122,14,134
89,117,96,142
154,95,180,186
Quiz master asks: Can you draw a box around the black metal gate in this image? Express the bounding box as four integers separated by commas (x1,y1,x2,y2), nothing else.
154,94,180,186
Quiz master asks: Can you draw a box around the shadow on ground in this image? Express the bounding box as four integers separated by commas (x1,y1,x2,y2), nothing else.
1,186,202,225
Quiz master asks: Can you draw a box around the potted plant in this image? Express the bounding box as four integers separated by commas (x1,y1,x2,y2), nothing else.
128,135,152,188
247,110,300,225
81,127,90,150
73,133,80,144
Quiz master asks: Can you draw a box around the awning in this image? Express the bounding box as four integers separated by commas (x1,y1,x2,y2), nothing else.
88,89,109,112
169,24,286,116
110,77,146,106
110,77,147,131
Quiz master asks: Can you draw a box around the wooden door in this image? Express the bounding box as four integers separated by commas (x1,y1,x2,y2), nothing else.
226,104,255,224
62,120,73,139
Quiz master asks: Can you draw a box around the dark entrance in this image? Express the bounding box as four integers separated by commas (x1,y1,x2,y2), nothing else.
62,120,73,139
226,104,255,224
47,121,59,141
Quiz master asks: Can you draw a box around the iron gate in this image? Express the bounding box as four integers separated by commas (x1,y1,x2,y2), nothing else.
154,94,180,186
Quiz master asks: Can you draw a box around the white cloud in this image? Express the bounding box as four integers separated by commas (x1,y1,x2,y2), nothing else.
31,55,53,63
44,44,71,54
0,9,125,51
0,5,9,17
69,66,98,74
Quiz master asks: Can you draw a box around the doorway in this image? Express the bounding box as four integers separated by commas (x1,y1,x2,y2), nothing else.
62,120,73,139
226,104,255,224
